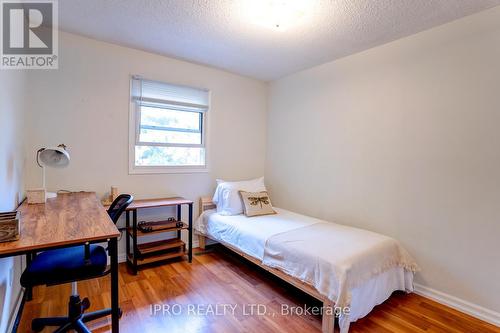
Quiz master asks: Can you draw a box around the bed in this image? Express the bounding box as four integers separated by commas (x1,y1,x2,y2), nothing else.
196,197,418,333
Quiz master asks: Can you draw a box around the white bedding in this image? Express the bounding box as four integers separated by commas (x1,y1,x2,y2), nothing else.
196,207,318,259
195,208,417,333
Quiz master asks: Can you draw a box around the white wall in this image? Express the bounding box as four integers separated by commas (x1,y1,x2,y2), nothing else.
0,70,26,332
267,6,500,314
24,32,268,252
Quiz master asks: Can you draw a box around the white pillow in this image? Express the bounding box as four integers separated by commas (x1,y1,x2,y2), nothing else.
212,179,224,205
213,177,266,215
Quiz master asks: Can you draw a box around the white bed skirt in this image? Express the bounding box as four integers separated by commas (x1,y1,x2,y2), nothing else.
346,266,414,329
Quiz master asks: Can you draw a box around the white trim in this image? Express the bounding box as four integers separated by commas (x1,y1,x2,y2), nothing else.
129,166,209,175
7,288,23,333
118,252,127,263
414,283,500,327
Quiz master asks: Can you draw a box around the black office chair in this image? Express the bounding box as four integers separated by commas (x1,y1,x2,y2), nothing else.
107,194,134,224
20,194,133,333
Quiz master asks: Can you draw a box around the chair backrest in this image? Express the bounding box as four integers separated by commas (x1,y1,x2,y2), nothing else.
107,194,133,224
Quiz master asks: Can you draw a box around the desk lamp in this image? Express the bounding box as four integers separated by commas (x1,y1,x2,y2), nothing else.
28,144,70,203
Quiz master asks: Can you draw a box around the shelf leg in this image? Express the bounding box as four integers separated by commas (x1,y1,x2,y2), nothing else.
132,209,138,275
188,203,193,263
125,210,130,266
177,205,181,239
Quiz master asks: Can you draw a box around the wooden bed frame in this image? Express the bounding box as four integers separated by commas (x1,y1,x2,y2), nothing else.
197,197,336,333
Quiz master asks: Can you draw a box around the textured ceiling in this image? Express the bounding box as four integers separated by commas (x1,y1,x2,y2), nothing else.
59,0,500,81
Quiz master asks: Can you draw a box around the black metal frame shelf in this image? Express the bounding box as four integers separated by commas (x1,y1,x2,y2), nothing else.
125,198,193,274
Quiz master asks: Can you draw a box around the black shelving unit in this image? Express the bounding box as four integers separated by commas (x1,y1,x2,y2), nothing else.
124,197,193,274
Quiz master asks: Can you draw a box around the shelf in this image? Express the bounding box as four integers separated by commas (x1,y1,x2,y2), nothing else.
128,248,186,265
124,197,193,274
126,197,193,210
137,239,185,256
127,222,189,237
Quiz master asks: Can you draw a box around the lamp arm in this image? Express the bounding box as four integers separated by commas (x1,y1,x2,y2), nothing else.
36,148,45,168
42,166,46,190
36,148,46,189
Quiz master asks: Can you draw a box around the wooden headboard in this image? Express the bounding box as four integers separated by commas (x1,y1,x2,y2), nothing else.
199,196,216,215
197,197,215,250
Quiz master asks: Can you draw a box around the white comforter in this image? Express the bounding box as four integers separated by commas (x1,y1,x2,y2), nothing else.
196,207,319,260
196,208,419,332
262,222,418,309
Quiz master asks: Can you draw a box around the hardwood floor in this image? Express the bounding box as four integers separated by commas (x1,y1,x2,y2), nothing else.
19,246,500,333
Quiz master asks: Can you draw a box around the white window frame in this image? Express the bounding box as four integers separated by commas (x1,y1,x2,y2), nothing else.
128,77,210,174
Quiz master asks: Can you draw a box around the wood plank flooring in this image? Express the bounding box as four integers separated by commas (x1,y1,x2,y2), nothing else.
18,246,500,333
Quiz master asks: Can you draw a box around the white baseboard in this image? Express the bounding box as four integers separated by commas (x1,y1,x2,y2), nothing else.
7,289,24,333
118,253,127,263
414,283,500,327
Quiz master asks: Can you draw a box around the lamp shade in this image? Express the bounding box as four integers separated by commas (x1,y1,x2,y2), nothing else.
38,144,70,168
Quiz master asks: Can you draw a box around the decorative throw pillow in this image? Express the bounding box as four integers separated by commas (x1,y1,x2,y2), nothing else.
239,191,276,217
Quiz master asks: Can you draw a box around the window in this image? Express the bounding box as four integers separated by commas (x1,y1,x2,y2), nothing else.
129,77,209,173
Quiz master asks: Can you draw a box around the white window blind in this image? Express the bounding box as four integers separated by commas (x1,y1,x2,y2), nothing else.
131,77,209,112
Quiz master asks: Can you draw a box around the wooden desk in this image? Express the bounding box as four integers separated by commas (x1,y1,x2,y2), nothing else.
0,192,121,333
125,197,193,274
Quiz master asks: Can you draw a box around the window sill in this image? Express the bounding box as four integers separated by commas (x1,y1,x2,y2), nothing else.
129,166,209,175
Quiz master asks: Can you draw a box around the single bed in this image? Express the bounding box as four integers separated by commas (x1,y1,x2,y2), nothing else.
195,197,418,333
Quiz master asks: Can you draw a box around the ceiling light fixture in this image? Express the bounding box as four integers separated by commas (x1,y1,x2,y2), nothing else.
244,0,310,30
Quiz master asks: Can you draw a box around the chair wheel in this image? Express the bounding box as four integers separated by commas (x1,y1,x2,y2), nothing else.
31,320,45,332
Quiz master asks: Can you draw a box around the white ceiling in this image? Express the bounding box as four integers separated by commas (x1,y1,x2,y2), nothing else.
59,0,500,81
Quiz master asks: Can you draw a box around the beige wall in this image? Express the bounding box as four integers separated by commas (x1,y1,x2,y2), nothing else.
23,31,268,251
16,3,500,323
0,70,26,332
267,6,500,313
25,32,268,199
